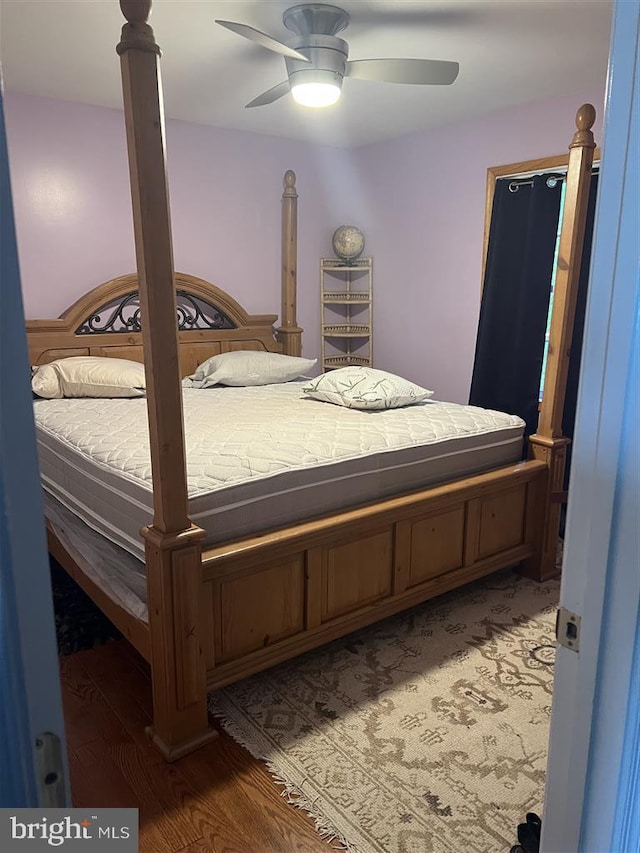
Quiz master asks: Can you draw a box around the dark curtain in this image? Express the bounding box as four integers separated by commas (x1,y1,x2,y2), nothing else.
469,174,563,437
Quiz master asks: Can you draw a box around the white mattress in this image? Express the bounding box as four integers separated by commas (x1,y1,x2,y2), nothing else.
34,382,525,562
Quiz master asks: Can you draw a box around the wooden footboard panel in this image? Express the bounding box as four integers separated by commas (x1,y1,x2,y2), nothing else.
201,460,548,690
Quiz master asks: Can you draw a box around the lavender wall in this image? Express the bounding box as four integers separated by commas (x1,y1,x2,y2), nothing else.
357,90,605,402
4,92,361,363
5,89,605,401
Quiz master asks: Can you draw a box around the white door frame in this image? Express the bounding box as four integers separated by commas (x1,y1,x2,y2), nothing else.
541,0,639,849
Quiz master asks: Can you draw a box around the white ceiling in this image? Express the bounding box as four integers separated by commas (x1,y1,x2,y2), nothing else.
0,0,613,148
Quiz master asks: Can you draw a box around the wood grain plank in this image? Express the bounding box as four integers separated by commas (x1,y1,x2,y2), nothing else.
109,742,203,852
62,641,332,852
59,653,137,750
73,642,158,756
70,738,139,809
179,734,330,853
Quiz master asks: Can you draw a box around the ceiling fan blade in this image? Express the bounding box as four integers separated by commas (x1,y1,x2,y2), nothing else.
346,58,459,86
245,81,291,109
215,20,310,62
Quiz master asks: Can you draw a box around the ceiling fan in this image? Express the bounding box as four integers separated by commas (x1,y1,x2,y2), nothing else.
215,3,460,109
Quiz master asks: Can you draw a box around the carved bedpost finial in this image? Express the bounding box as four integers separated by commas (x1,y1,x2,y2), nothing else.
570,103,596,149
117,0,160,55
283,170,297,198
120,0,151,23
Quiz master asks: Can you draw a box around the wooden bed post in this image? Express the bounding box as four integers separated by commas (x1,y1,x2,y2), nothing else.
277,170,303,356
117,0,216,759
524,104,597,582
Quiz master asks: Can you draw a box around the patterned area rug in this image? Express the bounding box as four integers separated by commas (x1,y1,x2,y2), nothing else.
209,570,559,853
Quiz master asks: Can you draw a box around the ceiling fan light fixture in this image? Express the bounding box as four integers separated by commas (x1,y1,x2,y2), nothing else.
289,66,343,107
292,80,341,107
217,4,461,111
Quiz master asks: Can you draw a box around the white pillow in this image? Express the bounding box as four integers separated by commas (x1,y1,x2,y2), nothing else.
184,350,317,388
302,366,433,410
32,356,146,399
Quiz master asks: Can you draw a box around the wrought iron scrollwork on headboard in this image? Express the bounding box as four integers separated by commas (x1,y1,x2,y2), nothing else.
75,290,236,334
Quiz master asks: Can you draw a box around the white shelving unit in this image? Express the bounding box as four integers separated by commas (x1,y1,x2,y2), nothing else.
320,258,372,371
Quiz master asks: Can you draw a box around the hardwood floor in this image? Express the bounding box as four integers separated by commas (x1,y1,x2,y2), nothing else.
60,640,333,853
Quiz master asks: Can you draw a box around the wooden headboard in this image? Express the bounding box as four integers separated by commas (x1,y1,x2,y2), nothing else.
26,271,283,378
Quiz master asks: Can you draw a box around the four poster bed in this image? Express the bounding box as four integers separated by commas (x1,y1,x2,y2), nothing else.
26,0,597,760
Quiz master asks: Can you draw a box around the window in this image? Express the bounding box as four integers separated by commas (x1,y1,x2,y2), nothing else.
540,180,568,401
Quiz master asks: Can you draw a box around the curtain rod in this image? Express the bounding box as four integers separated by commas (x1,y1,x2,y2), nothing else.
508,174,565,193
506,166,599,193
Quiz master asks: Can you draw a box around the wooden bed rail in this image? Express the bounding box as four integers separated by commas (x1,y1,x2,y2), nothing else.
117,0,215,760
526,103,597,581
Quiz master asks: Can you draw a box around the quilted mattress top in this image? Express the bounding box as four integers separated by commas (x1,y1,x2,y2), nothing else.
33,382,525,499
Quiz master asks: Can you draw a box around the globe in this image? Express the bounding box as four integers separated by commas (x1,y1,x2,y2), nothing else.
332,225,365,263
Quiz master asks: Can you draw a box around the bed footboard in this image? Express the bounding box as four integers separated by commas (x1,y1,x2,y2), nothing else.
201,460,547,689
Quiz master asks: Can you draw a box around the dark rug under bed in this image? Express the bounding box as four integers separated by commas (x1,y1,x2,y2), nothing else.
50,559,121,656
